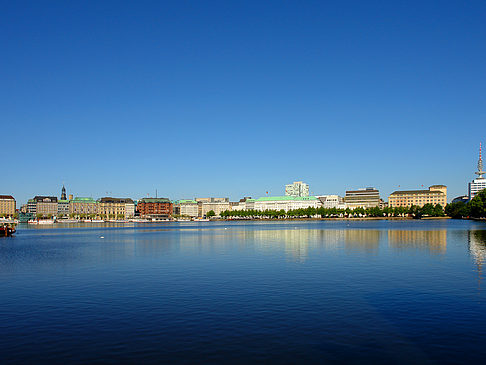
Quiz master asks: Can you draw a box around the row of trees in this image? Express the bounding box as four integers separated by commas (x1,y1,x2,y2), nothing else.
445,190,486,219
219,203,445,219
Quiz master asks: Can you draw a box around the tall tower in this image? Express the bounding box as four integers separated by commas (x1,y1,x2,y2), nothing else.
469,143,486,200
476,142,484,179
61,185,67,200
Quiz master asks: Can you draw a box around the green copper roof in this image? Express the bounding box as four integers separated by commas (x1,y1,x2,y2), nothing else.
140,198,171,203
72,197,97,203
255,196,318,202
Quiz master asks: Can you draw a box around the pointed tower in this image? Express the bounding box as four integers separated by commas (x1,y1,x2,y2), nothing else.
61,185,67,200
469,143,486,200
476,142,484,179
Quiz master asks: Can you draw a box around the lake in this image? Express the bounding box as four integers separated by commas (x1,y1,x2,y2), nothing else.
1,219,486,364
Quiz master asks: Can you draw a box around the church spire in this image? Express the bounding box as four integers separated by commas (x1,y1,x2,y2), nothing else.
61,184,67,200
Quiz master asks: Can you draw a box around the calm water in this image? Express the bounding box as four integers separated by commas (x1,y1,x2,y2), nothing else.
1,220,486,364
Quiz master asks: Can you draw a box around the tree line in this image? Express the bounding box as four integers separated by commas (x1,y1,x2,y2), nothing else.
219,203,446,219
445,189,486,219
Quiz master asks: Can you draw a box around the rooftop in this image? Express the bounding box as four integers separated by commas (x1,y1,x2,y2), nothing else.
72,197,97,203
255,196,318,202
390,189,445,196
99,197,134,204
139,198,171,203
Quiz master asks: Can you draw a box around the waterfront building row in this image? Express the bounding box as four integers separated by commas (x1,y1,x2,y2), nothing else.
23,196,137,219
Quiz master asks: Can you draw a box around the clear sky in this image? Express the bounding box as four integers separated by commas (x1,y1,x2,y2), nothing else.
1,1,485,204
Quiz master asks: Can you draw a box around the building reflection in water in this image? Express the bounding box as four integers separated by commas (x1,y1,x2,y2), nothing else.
94,225,452,263
387,230,447,254
236,229,384,262
468,230,486,292
344,230,381,253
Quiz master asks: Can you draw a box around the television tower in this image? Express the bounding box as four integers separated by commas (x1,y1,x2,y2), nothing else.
476,142,485,179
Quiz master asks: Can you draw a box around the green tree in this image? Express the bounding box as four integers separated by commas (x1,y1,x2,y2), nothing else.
420,203,435,217
469,190,486,218
433,204,445,217
206,210,216,218
445,202,469,219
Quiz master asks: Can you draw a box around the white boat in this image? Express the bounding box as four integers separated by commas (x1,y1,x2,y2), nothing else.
38,220,54,225
193,218,210,222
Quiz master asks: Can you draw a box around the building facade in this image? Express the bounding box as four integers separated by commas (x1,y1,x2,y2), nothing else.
33,196,58,217
285,181,310,197
173,200,198,217
344,188,381,209
57,200,70,216
469,143,486,200
196,198,230,217
138,198,173,218
70,197,98,216
253,196,321,212
0,195,16,217
98,197,135,219
388,185,447,208
316,195,346,209
27,199,37,214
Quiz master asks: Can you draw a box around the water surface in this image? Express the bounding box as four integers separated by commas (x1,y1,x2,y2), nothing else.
1,220,486,364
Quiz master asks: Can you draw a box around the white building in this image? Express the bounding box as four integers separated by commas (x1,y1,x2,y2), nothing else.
253,196,321,212
316,195,347,209
179,200,198,217
125,202,135,218
285,181,310,197
469,143,486,200
196,198,231,217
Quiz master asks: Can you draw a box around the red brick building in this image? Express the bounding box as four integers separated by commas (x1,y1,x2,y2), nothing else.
137,198,173,218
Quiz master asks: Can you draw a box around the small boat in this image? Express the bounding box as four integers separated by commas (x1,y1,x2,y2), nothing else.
0,219,17,236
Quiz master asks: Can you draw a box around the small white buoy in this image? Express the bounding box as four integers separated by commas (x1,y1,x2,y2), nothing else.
100,236,104,239
224,228,228,230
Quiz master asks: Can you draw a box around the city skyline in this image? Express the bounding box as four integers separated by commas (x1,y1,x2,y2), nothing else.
4,144,483,205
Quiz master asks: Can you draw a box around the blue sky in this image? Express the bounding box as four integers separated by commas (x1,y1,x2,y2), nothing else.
1,1,485,204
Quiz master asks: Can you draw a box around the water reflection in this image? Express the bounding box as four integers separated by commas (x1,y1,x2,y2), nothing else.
8,225,453,265
388,230,447,254
344,230,381,253
468,231,486,264
237,228,450,261
237,229,380,261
